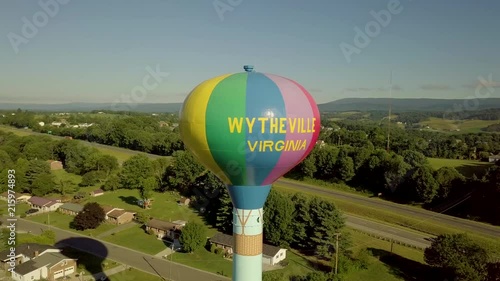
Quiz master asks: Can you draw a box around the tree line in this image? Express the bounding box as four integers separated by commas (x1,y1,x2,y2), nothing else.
289,143,500,225
1,109,183,156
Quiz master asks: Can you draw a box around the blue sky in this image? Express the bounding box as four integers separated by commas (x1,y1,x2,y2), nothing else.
1,0,499,104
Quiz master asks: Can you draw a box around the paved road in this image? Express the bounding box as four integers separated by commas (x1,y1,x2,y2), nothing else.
277,179,500,238
2,218,229,281
345,215,431,249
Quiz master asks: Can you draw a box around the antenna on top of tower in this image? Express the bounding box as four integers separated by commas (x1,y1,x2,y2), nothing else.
387,70,392,153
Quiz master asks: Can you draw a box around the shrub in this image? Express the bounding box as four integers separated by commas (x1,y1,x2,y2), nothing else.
210,244,217,253
355,249,372,269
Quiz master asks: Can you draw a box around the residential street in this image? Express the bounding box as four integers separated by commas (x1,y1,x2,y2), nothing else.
1,217,229,281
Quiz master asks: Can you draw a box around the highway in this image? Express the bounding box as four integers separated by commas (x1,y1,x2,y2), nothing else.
1,218,229,281
277,179,500,238
345,215,431,249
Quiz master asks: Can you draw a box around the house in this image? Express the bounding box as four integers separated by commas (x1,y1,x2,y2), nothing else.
58,203,83,216
178,197,190,206
38,122,45,127
101,205,115,219
209,233,287,265
489,154,500,163
90,189,104,197
46,160,63,170
145,218,184,240
0,192,31,203
0,243,60,271
11,251,77,281
107,209,135,225
27,197,62,213
51,122,62,127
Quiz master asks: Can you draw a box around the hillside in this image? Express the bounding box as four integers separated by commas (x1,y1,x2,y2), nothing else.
2,98,500,113
318,98,500,112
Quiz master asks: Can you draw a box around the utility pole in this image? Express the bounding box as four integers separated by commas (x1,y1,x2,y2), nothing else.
334,233,341,275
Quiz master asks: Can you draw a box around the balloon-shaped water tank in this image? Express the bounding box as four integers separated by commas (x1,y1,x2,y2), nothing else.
179,65,320,281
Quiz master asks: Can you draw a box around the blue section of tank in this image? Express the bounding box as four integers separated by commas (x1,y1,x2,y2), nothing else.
227,185,271,209
245,73,286,186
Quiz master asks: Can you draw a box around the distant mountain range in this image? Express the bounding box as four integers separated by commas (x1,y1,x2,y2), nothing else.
318,98,500,112
1,98,500,113
0,102,184,113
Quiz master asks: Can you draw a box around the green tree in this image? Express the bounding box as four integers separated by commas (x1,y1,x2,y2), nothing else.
102,173,120,191
25,159,51,186
134,212,150,224
152,157,171,191
72,202,106,230
434,167,465,200
0,150,13,171
291,193,312,249
424,233,489,281
120,154,153,189
410,165,439,203
335,153,355,182
401,150,428,168
80,170,107,187
179,222,207,253
215,188,233,234
310,198,346,259
263,190,295,247
140,177,157,209
31,173,55,196
166,150,204,192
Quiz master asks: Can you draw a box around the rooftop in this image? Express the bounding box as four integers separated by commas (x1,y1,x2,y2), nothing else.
59,203,83,213
108,209,126,218
0,243,58,261
101,205,114,214
146,218,183,231
28,196,55,207
209,233,283,257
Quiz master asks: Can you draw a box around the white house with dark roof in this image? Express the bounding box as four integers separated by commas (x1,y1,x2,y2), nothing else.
209,233,287,265
10,251,77,281
27,197,62,213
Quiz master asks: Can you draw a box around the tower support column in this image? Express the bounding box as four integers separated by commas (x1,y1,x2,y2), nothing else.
232,207,263,281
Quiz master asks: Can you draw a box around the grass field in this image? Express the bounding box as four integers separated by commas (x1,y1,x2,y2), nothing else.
102,225,168,255
108,268,164,281
420,117,500,133
27,211,119,236
428,157,493,177
171,248,233,278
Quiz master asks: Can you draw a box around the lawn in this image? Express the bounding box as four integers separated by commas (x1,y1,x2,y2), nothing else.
171,248,233,278
82,188,217,235
108,268,164,281
61,247,121,276
262,251,315,280
420,117,500,133
0,201,33,217
27,211,118,237
102,225,167,255
427,157,493,177
347,229,424,263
